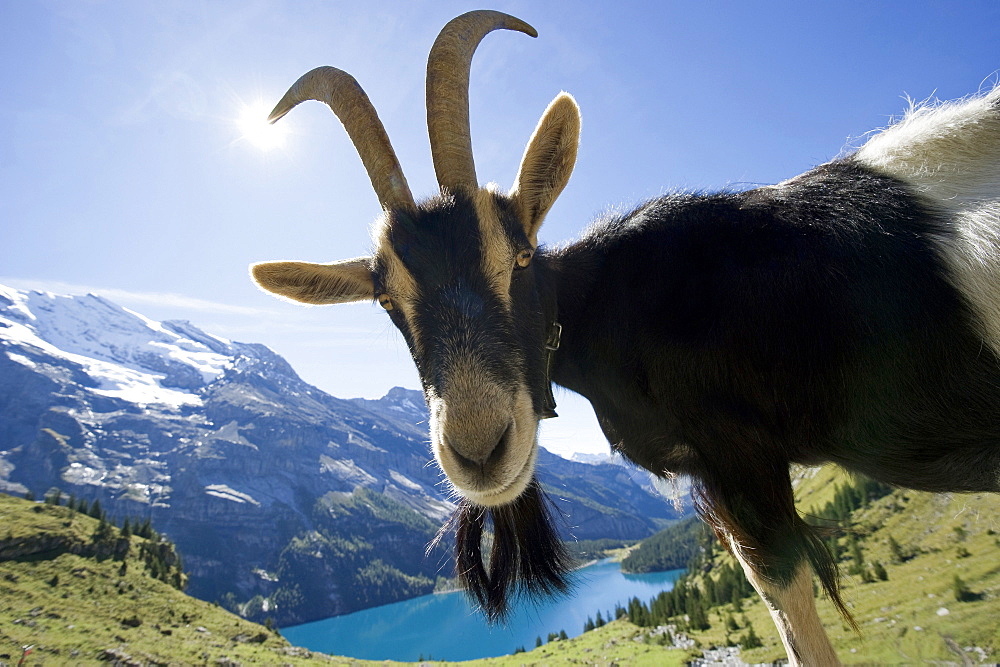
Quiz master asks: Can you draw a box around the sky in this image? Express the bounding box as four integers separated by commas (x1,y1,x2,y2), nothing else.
2,0,999,458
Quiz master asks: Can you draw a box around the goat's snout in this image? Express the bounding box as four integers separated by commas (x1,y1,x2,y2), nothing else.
443,421,511,472
429,380,539,507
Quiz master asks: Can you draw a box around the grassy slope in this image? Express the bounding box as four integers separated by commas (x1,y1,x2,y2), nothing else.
0,494,355,665
812,469,1000,664
664,465,1000,664
460,619,687,667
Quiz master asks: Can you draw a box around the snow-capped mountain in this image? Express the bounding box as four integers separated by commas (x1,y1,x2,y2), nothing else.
2,285,236,407
0,284,679,625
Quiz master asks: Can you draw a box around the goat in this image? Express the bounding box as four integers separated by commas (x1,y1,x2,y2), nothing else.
250,10,1000,664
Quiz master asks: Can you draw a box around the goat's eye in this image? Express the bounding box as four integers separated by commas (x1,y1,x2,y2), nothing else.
377,294,394,311
515,249,533,269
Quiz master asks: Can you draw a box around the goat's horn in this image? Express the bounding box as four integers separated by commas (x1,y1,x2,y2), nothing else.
426,10,537,193
269,66,415,212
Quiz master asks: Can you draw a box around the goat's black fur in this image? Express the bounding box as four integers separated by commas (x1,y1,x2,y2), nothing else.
440,479,572,621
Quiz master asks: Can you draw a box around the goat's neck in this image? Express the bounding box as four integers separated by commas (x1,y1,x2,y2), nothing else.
541,243,629,402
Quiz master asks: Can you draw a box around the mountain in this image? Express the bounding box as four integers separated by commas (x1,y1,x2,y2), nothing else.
0,284,681,626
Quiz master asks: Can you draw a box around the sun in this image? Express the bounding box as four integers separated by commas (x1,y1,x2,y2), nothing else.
237,101,288,151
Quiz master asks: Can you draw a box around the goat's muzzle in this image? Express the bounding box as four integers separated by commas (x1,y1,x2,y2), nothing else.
443,421,510,477
430,381,539,507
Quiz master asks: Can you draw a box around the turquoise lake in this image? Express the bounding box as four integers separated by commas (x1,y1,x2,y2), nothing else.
281,559,684,662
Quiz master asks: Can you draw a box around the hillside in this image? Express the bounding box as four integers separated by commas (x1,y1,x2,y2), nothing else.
564,465,1000,665
619,516,704,574
792,466,1000,663
0,493,334,665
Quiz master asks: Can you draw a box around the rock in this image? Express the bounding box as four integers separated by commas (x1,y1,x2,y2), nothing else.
98,647,142,666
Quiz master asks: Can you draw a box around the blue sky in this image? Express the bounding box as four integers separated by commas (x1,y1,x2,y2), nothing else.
2,1,998,457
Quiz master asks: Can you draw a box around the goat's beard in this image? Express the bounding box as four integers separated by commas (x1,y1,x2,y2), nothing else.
431,478,574,622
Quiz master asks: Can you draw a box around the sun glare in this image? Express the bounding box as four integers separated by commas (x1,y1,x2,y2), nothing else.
237,101,287,151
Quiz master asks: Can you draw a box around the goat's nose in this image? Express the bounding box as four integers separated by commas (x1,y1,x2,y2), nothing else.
444,422,511,471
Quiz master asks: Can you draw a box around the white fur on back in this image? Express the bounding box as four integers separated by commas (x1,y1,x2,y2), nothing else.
853,87,1000,354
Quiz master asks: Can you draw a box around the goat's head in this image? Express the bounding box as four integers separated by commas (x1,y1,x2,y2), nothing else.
251,11,580,617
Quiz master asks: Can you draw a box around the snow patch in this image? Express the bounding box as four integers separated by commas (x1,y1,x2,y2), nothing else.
319,456,377,486
62,461,107,486
389,470,423,491
0,284,239,408
204,484,260,505
6,352,36,368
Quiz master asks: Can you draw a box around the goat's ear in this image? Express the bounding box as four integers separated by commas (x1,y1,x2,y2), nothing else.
510,92,580,245
250,257,374,305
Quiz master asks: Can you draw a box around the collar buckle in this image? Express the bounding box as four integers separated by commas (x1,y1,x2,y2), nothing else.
541,321,562,419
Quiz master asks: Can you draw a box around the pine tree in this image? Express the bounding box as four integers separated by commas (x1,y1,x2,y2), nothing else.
826,534,843,561
731,588,744,613
535,636,542,648
848,535,864,575
137,518,154,539
92,517,114,543
704,573,717,605
628,596,650,626
888,534,906,563
847,535,874,581
688,598,710,631
953,575,978,602
741,623,763,649
726,613,740,632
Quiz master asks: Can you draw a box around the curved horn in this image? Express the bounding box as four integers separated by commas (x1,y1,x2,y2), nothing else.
269,66,415,212
426,10,537,192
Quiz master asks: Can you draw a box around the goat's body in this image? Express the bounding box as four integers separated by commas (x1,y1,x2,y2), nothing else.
541,91,1000,662
550,160,1000,494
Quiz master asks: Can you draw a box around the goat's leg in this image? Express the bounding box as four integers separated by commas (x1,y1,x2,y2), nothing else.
731,549,840,665
695,463,842,665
